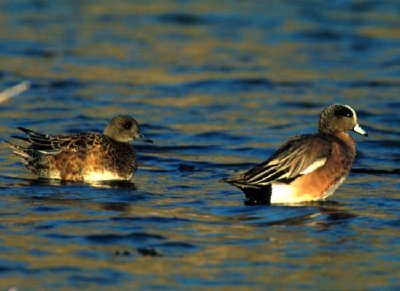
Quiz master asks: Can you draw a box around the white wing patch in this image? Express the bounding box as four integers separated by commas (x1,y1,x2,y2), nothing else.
299,158,327,175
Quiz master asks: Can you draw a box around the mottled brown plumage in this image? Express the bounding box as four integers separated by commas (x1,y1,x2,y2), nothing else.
6,115,152,181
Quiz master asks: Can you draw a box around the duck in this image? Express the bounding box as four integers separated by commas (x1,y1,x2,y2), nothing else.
6,115,152,181
220,104,368,204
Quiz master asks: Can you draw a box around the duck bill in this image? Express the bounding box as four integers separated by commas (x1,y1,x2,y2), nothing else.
134,133,153,143
353,124,368,137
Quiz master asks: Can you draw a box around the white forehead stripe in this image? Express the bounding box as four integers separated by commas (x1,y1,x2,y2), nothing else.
343,104,358,123
343,104,357,118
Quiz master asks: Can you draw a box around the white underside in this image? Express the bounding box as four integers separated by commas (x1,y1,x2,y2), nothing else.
42,171,128,181
270,184,307,204
270,176,347,204
83,171,126,181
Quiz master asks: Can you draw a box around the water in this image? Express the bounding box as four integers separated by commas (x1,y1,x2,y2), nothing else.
0,0,399,289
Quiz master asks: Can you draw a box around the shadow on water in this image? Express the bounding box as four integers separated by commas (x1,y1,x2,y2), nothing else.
2,176,138,189
352,168,400,175
226,200,356,229
0,176,153,213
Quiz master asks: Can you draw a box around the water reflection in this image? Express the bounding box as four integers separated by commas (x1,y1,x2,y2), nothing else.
0,0,399,289
224,201,356,230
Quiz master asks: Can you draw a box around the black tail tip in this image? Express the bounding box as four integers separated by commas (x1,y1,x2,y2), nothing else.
16,127,31,135
219,177,235,184
219,178,228,183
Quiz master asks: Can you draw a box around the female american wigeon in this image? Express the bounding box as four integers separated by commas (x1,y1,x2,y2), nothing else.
221,104,368,204
6,115,152,181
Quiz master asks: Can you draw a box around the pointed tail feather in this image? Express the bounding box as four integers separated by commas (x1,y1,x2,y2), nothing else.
17,127,46,137
3,140,31,162
220,176,262,189
12,127,59,152
11,135,30,143
220,175,271,205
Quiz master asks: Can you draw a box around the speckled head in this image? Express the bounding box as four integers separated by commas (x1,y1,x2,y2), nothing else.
318,104,368,136
103,115,153,143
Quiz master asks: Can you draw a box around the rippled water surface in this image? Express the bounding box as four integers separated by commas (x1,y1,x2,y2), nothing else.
0,0,399,290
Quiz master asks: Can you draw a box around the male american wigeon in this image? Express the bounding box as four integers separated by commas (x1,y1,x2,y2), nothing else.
6,115,152,181
221,104,368,204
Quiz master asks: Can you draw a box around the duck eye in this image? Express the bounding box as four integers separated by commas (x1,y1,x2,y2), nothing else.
334,107,353,118
123,121,133,129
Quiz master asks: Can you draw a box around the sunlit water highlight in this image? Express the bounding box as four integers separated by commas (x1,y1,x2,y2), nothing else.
0,1,399,290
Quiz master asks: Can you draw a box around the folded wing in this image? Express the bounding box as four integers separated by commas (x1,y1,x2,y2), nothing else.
223,134,332,188
13,127,85,154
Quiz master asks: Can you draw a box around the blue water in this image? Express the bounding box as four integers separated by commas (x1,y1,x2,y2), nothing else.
0,0,399,290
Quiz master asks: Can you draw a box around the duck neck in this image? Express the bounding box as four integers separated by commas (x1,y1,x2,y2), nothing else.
332,131,356,153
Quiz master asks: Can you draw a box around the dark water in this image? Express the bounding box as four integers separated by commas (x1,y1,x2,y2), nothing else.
0,0,399,289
